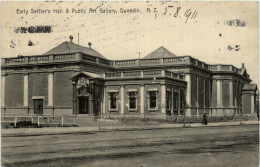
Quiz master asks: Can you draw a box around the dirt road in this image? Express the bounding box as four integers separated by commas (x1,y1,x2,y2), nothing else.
1,125,259,167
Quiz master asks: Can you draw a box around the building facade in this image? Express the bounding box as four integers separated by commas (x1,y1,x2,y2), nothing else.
1,37,257,118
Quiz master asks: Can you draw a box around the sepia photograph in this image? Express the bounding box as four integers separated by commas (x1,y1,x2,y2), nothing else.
1,1,259,167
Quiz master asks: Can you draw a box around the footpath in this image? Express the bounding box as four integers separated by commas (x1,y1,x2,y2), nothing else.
1,120,259,137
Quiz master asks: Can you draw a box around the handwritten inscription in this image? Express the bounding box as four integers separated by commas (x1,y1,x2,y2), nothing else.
148,6,198,24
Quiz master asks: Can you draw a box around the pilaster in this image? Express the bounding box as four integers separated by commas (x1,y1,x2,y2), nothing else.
161,84,166,114
229,80,234,107
48,72,53,106
184,74,191,106
140,84,144,114
217,80,223,107
1,75,6,107
23,74,29,106
251,95,255,114
120,86,125,114
171,86,174,115
103,86,106,114
72,81,77,115
178,87,181,115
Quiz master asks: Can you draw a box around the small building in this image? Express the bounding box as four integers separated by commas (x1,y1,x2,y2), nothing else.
242,84,258,115
1,37,257,119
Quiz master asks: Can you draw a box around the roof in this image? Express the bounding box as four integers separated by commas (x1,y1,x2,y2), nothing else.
242,84,258,90
142,46,177,59
71,71,103,80
43,41,107,59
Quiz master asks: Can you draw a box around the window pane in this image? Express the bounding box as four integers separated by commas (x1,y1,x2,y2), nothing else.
110,93,117,109
130,100,136,109
129,92,136,109
149,91,157,109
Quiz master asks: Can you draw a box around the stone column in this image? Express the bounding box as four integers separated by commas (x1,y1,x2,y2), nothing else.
120,86,125,114
184,74,191,116
140,84,144,114
251,95,255,114
209,79,211,107
217,80,223,107
102,86,106,114
161,84,166,114
229,80,234,107
178,87,181,115
23,74,29,106
229,80,234,115
72,81,77,115
171,86,174,115
196,76,199,107
196,76,199,116
203,78,206,107
48,73,53,106
1,75,6,107
89,88,93,115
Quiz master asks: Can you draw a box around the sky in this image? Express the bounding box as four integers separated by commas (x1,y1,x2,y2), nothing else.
1,1,259,84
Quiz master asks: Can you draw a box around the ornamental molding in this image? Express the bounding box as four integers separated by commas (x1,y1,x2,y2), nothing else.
76,77,89,90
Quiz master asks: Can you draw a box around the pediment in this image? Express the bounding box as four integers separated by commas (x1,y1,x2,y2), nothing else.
71,71,103,81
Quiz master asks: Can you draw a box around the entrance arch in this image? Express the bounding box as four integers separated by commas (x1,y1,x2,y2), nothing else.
71,72,104,116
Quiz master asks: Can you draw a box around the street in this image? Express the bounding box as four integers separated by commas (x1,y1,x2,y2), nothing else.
1,125,259,167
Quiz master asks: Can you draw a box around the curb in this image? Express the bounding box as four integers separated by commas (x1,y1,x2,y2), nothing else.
2,122,259,137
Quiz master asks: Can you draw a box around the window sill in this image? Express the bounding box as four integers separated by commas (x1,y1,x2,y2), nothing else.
109,109,118,112
148,109,158,112
128,109,138,112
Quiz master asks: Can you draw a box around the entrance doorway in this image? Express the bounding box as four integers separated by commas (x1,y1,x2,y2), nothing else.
78,96,89,114
34,99,43,115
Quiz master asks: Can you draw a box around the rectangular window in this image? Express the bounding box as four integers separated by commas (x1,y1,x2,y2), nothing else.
149,91,157,110
109,92,117,110
128,92,137,110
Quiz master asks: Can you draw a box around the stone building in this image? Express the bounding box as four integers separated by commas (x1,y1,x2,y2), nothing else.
1,37,258,118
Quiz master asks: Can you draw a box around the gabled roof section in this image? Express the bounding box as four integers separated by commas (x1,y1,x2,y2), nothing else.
238,68,250,79
142,46,177,59
43,41,107,59
71,71,103,80
242,84,258,91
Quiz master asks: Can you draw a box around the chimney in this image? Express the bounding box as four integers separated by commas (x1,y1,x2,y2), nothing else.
242,63,245,69
69,35,73,43
88,42,92,49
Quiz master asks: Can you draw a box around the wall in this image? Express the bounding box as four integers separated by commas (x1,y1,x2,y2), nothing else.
198,76,204,107
53,71,73,107
222,80,230,107
191,74,197,106
205,79,210,107
242,94,251,114
211,80,217,107
28,73,48,107
5,74,23,107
